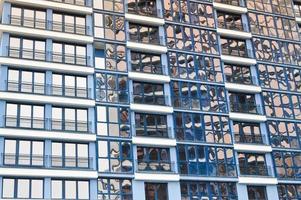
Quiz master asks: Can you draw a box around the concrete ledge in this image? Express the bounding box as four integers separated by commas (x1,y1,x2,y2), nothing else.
296,17,301,24
7,0,92,14
225,83,261,93
217,28,252,39
130,103,173,114
213,2,248,14
239,176,278,185
126,41,167,54
0,24,93,44
0,57,94,75
229,112,267,122
132,136,176,146
234,143,272,153
0,128,96,142
135,173,180,181
180,175,238,182
221,55,257,66
125,13,165,26
0,167,98,179
128,71,170,83
0,92,95,107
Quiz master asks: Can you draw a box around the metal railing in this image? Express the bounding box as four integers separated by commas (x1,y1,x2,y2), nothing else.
131,64,164,75
230,103,262,114
225,73,257,85
5,115,45,129
8,47,46,61
135,127,173,138
50,84,92,99
1,153,93,170
50,51,89,66
239,164,273,177
234,133,266,144
47,0,89,7
214,0,245,7
222,47,253,58
131,92,169,106
50,119,92,133
128,32,164,46
218,21,248,32
135,159,176,173
126,4,162,18
9,15,46,29
7,81,45,94
50,20,89,35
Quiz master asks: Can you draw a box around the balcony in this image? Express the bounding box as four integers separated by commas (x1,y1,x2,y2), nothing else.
218,21,247,32
135,159,176,173
215,0,245,7
51,119,92,133
225,73,257,85
135,126,170,138
126,1,160,18
132,92,169,106
239,164,273,177
221,47,252,58
230,103,262,115
1,153,93,170
234,133,265,144
5,115,45,130
48,0,90,7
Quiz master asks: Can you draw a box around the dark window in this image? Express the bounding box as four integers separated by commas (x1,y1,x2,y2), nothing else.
273,151,301,180
215,0,243,7
129,23,160,44
221,37,249,57
131,52,162,74
247,186,267,200
98,178,132,200
238,153,269,176
135,113,168,138
233,121,263,144
224,64,255,85
229,92,259,114
277,184,301,200
145,183,168,200
127,0,157,17
133,82,165,105
217,12,244,31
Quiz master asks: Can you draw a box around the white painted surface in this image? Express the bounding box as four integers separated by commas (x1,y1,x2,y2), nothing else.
213,2,248,14
0,92,95,107
132,136,177,146
130,103,173,114
229,112,267,122
221,55,257,66
0,128,96,142
0,24,93,44
234,143,272,153
135,173,180,181
6,0,92,14
128,71,170,83
217,28,252,39
0,167,98,178
296,17,301,24
238,177,278,185
125,13,165,26
0,57,94,75
225,83,262,93
126,41,167,54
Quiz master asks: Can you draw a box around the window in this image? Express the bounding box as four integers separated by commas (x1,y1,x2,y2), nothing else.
224,64,255,85
5,103,45,129
51,180,89,199
96,73,128,103
131,52,162,74
52,74,89,98
93,0,124,13
9,36,46,60
238,153,269,176
135,113,168,138
233,121,263,144
172,81,227,113
166,24,218,54
133,82,165,105
52,42,87,66
51,142,89,169
268,120,300,149
2,178,43,199
96,105,130,137
174,112,232,144
95,43,127,71
127,0,157,17
217,12,244,31
7,68,45,94
51,107,89,132
229,92,259,114
98,140,132,173
94,13,125,41
220,37,248,57
137,147,172,172
98,178,132,200
247,186,267,200
53,13,87,35
145,183,168,200
273,151,301,180
129,23,160,44
278,184,301,200
10,6,46,29
215,0,242,6
3,139,44,167
180,181,238,199
246,0,293,16
169,52,223,83
177,145,236,177
163,0,214,27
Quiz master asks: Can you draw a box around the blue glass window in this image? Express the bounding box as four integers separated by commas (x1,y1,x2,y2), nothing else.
133,82,165,105
246,0,294,16
274,151,301,180
135,113,168,138
98,178,132,200
278,184,301,200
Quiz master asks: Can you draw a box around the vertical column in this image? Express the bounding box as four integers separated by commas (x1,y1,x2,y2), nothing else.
1,2,11,24
46,9,53,30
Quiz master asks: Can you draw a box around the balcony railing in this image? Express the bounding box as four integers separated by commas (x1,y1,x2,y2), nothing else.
135,159,176,173
47,0,89,7
218,21,248,32
6,47,91,66
132,92,169,106
1,153,93,170
6,81,92,99
234,133,266,144
225,73,257,85
239,164,273,177
9,15,46,29
230,103,262,114
214,0,245,7
126,4,161,18
128,33,164,46
3,116,93,133
135,126,172,138
50,20,89,35
222,47,252,58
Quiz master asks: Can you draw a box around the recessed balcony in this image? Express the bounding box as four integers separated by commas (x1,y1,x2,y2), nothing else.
213,0,247,14
135,159,176,174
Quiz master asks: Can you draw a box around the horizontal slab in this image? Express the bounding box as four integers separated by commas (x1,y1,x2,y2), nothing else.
127,41,167,54
221,55,257,66
229,112,267,122
234,143,272,153
213,2,248,14
217,28,252,39
225,83,262,93
132,136,176,146
239,177,278,185
130,103,173,114
128,71,170,83
135,173,180,181
125,13,165,26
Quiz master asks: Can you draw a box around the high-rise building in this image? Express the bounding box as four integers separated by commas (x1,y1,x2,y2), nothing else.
0,0,300,199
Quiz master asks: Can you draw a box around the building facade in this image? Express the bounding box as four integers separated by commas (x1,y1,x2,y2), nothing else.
0,0,300,199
